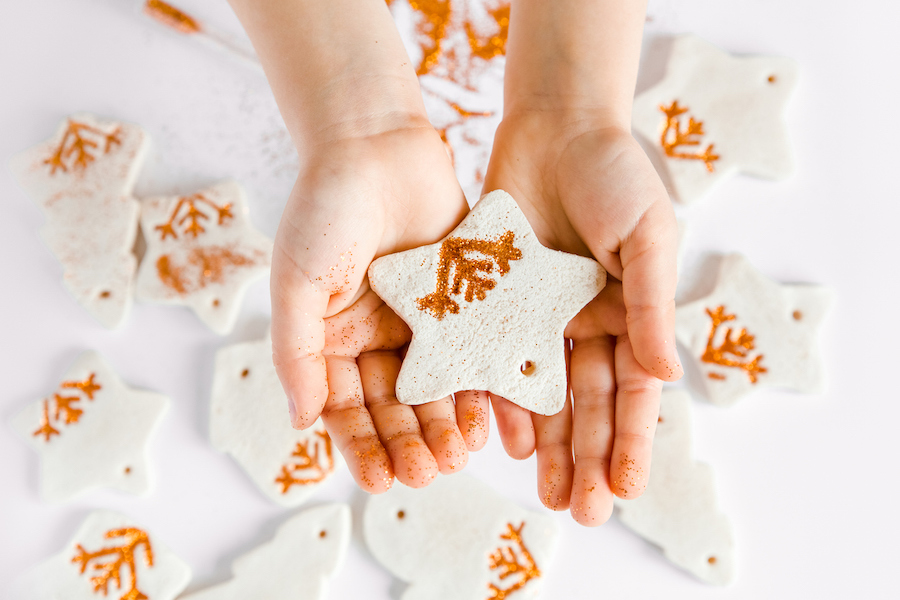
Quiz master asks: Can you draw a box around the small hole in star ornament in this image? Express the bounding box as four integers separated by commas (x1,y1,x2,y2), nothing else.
124,466,131,475
397,510,406,520
319,530,327,539
241,368,250,378
212,299,220,307
708,556,717,565
99,290,111,299
792,310,803,321
520,361,536,376
767,75,777,83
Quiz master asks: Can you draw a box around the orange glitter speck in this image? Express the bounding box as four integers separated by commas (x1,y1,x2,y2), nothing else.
143,0,201,34
701,306,767,383
156,246,257,296
487,522,541,599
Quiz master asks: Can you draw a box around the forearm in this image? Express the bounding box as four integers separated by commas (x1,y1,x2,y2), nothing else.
229,0,428,146
504,0,647,129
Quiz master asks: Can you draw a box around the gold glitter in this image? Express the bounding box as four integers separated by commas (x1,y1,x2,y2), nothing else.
417,231,522,319
465,4,509,61
72,527,153,599
155,193,233,241
659,100,719,171
33,374,102,442
62,373,101,399
53,393,84,424
702,306,767,383
405,0,452,76
33,399,60,441
487,522,541,599
43,120,121,175
707,372,726,381
274,430,334,493
143,0,201,34
156,246,257,295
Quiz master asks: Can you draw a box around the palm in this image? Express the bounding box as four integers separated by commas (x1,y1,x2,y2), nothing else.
271,125,485,492
482,117,681,524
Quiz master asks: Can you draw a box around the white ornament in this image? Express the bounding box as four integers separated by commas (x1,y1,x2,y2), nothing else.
12,510,191,600
180,504,350,600
615,388,735,585
134,181,272,335
633,35,798,205
368,190,605,415
10,114,149,328
210,332,342,506
364,474,559,600
10,351,168,503
676,253,831,406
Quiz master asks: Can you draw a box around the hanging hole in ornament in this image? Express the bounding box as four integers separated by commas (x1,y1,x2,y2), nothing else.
792,310,803,321
397,510,406,520
212,299,220,307
99,290,111,299
767,75,776,83
707,556,717,565
520,361,536,376
241,368,250,378
319,530,327,539
124,466,132,475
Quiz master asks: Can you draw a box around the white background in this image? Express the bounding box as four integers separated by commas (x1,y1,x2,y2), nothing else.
1,0,898,598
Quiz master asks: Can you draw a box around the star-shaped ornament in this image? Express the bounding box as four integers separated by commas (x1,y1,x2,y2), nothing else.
134,181,273,334
10,351,169,502
364,474,558,600
615,389,735,585
210,331,343,507
676,254,832,406
10,114,149,328
180,504,350,600
633,35,798,205
12,510,191,600
368,190,606,416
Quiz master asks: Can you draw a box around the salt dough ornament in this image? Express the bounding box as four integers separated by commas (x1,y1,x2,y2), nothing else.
364,474,559,600
180,504,350,600
12,510,191,600
675,253,831,406
9,114,149,328
614,388,735,585
633,35,798,205
368,189,606,415
9,351,169,502
134,181,272,334
210,332,343,506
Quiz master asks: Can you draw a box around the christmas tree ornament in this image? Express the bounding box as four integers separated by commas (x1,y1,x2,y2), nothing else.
210,331,342,507
368,189,605,416
615,389,735,585
633,35,798,205
134,181,273,335
12,510,190,600
10,351,169,503
364,474,558,600
10,114,149,328
676,254,831,406
180,504,350,600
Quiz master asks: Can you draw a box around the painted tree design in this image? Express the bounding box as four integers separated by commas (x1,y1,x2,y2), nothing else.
487,522,541,599
44,120,122,175
417,230,522,320
32,374,102,442
702,306,767,383
274,430,335,493
154,193,234,241
659,100,720,172
71,527,154,600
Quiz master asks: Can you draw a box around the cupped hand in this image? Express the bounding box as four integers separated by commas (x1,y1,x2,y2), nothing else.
271,118,489,493
480,111,683,524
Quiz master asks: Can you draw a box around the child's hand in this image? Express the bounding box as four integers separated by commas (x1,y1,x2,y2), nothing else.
271,121,489,492
482,112,682,524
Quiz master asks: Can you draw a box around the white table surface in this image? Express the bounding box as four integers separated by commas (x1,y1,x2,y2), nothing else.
1,0,897,597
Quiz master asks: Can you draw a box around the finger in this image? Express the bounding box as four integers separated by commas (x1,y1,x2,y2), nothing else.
412,397,469,475
533,394,574,511
569,336,616,526
357,351,439,488
490,394,535,460
565,279,626,339
320,355,393,493
324,289,411,357
609,333,663,500
271,241,330,430
454,390,490,451
619,200,683,381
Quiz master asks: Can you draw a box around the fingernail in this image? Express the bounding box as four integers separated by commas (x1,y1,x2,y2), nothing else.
287,396,297,426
